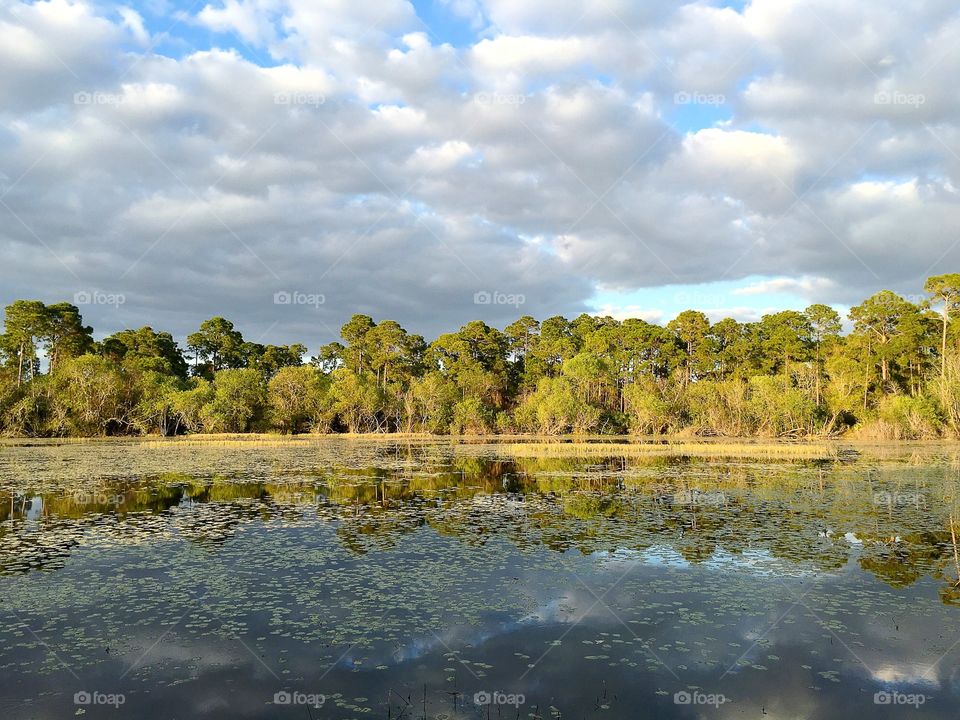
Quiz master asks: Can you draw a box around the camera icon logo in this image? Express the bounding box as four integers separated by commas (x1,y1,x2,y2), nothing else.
74,691,92,705
274,691,292,705
274,291,292,305
474,291,492,305
674,691,692,704
474,691,491,705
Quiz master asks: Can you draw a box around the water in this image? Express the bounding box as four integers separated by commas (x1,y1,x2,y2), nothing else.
1,439,959,718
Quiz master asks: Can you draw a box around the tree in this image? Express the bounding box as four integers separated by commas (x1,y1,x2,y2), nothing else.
268,365,328,433
849,291,919,389
340,314,377,372
667,310,714,383
326,368,384,433
186,317,245,373
201,369,266,432
48,355,128,435
1,300,48,385
925,274,960,380
805,304,842,405
101,326,188,378
247,343,307,378
41,303,93,372
756,311,812,376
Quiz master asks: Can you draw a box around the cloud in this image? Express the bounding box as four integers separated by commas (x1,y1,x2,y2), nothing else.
1,0,959,348
591,305,664,324
732,276,838,298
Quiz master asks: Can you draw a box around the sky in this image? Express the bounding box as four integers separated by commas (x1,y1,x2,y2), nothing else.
1,0,959,347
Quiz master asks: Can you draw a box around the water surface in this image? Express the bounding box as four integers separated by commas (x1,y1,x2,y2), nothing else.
2,439,959,718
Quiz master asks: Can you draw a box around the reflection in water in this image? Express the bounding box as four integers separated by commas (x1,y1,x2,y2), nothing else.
3,455,958,595
1,441,960,718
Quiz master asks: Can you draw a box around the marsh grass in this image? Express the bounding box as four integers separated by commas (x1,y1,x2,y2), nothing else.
505,440,843,460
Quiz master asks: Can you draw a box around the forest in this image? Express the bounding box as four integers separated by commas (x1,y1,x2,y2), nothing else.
3,274,960,439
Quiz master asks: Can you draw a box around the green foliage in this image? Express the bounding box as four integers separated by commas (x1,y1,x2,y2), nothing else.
450,397,496,435
4,275,960,438
326,369,384,433
622,378,684,434
685,380,751,436
515,376,602,435
859,394,942,440
47,355,129,436
405,372,459,434
200,369,266,433
186,317,245,374
101,326,188,378
747,375,816,437
268,365,329,434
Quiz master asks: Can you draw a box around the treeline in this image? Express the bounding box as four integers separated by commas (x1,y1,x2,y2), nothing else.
3,275,960,438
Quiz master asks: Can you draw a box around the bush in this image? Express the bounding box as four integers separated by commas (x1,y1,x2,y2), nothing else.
513,377,601,435
450,397,496,435
623,379,684,434
201,369,267,433
856,394,942,440
685,380,750,436
747,376,817,437
268,365,329,434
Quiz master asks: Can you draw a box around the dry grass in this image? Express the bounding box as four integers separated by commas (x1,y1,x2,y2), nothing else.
505,440,842,460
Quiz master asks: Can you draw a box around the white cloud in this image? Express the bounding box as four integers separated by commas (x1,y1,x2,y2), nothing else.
732,276,838,298
592,305,664,324
2,0,960,344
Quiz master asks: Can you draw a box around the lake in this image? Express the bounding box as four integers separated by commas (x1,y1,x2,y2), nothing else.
1,438,959,718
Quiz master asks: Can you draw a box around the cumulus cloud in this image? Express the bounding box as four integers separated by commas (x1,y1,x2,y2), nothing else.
1,0,959,347
732,276,838,298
